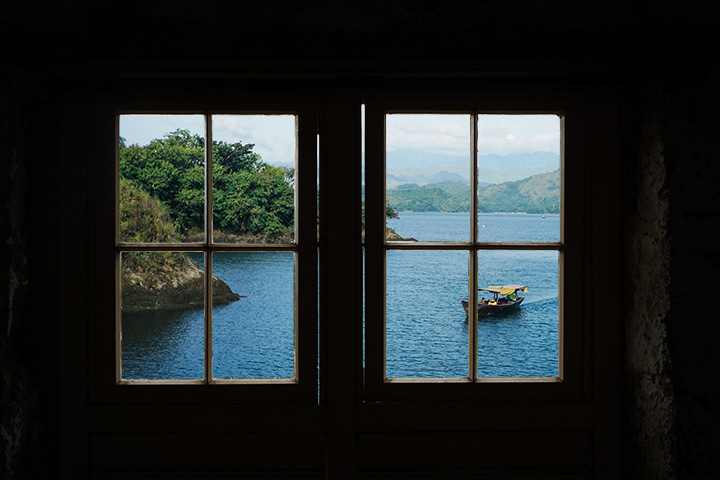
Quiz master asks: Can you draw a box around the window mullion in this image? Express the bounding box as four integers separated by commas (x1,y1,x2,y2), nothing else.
470,113,478,382
205,112,213,385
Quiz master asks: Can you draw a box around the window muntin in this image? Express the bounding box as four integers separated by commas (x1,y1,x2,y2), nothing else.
117,113,301,384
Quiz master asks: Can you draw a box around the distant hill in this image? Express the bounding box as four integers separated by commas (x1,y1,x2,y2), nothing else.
386,181,470,212
477,169,560,213
385,150,559,185
386,169,560,213
385,170,470,189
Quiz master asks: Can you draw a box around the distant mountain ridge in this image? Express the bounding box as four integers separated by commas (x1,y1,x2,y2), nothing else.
384,151,558,186
386,169,560,214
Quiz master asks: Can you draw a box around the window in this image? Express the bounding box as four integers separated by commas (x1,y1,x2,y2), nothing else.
363,92,584,402
86,86,620,476
93,93,319,403
94,90,585,405
118,113,302,383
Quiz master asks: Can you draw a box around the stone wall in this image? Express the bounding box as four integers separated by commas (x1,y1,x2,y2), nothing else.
624,65,720,480
2,1,720,478
624,73,676,479
663,66,720,479
0,69,46,480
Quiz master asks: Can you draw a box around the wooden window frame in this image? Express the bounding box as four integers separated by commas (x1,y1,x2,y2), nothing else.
92,90,319,404
88,85,614,411
363,91,586,403
78,83,621,476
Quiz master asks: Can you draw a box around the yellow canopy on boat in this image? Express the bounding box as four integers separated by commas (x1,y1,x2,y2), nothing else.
480,285,528,296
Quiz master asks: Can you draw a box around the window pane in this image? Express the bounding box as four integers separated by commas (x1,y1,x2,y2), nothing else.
212,251,295,379
212,115,296,244
119,115,206,243
120,251,206,380
386,114,471,242
476,114,560,242
386,250,469,378
476,250,559,378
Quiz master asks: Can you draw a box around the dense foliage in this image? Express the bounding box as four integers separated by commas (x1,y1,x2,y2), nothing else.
119,177,180,243
386,182,471,212
120,130,295,242
477,170,560,214
119,178,194,273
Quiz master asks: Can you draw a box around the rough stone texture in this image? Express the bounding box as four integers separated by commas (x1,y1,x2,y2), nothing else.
625,80,676,480
2,1,720,478
122,261,241,313
0,68,47,480
662,66,720,480
625,65,720,480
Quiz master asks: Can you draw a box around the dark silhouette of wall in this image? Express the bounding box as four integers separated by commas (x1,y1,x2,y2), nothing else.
3,2,720,478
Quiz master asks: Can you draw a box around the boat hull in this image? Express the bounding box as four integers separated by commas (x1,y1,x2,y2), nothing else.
462,297,524,318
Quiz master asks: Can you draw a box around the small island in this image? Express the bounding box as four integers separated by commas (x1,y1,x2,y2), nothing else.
121,254,240,313
119,130,409,312
120,177,243,312
119,127,299,312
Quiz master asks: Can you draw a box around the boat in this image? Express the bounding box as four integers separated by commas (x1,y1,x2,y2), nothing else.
462,285,527,318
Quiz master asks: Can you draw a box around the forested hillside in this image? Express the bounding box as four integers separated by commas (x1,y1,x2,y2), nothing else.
119,178,240,311
477,169,560,213
385,169,560,213
120,129,295,243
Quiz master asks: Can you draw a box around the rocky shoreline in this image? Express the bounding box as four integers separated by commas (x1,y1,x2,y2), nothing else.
122,228,412,313
362,227,417,242
121,257,240,313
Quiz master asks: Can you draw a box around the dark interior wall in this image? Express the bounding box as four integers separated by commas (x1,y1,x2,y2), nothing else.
624,64,720,479
662,66,720,478
1,71,47,480
2,2,720,478
1,72,32,480
624,70,675,479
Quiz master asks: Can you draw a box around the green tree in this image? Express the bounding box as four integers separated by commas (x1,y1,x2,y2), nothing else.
119,129,296,241
120,130,206,233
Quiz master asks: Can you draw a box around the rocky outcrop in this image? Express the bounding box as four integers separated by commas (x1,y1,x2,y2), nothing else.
361,227,416,242
121,258,240,313
386,227,416,242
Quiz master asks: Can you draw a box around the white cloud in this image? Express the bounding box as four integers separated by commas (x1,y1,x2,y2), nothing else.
118,114,297,167
477,114,560,155
120,112,558,168
212,115,296,166
119,114,205,145
386,114,470,156
384,113,560,157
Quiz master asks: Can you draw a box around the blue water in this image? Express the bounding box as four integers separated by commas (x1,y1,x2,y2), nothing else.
122,213,560,380
386,213,559,378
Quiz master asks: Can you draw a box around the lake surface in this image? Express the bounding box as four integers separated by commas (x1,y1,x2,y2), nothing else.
122,213,560,380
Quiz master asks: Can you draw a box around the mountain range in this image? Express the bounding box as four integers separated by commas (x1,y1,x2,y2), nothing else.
384,150,559,186
386,169,560,214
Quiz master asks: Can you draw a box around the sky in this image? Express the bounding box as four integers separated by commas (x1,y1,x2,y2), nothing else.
119,112,560,182
386,113,560,156
383,114,560,183
119,114,297,167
